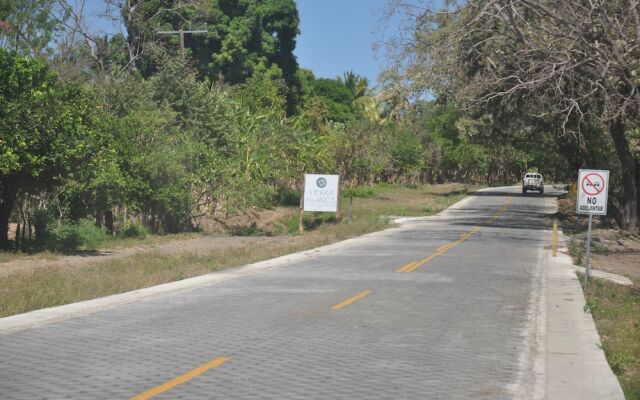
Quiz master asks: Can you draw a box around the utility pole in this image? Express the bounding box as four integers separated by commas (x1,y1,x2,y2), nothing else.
157,29,208,54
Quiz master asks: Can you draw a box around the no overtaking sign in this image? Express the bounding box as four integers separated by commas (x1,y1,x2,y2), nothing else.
577,169,609,215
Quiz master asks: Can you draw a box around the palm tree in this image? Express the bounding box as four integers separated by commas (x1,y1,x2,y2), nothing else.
342,70,369,100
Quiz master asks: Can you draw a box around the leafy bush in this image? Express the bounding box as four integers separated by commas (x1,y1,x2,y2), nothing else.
277,187,301,206
52,219,107,252
118,223,149,239
272,215,301,236
32,209,55,243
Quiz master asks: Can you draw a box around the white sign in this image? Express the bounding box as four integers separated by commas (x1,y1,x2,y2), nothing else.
304,174,339,212
577,169,609,215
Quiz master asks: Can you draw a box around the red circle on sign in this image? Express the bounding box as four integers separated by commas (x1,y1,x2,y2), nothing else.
581,173,605,196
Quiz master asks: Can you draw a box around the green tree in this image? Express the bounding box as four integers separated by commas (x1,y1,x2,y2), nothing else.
127,0,301,111
342,71,368,100
0,49,95,247
0,0,62,56
309,78,357,123
387,0,640,229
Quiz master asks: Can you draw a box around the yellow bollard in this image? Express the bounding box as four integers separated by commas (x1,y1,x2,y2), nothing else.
552,221,558,257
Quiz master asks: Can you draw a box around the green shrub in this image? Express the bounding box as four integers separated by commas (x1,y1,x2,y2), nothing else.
118,223,149,239
52,219,107,252
272,215,301,236
568,239,584,266
277,187,301,206
32,209,55,243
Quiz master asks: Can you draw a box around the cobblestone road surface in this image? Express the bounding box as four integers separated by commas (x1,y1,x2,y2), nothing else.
0,187,557,399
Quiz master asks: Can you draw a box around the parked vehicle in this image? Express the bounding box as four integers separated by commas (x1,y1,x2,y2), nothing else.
522,173,544,194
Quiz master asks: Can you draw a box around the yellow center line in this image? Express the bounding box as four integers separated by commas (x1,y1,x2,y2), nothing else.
435,243,451,252
400,197,512,273
331,290,372,310
397,261,418,272
130,357,230,400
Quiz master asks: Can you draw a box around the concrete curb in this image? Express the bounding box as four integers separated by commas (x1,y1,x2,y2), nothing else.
0,225,401,334
544,241,625,399
572,266,634,287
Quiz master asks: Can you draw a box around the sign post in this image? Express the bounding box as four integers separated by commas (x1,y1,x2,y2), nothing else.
300,174,340,234
576,169,609,288
299,172,305,234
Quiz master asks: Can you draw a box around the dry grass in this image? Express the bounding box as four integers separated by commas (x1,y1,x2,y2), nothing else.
582,277,640,400
0,250,58,265
100,232,204,250
0,240,324,317
0,183,471,317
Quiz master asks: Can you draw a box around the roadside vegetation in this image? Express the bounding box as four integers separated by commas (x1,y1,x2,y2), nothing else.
559,189,640,399
0,183,469,317
582,277,640,400
2,0,612,256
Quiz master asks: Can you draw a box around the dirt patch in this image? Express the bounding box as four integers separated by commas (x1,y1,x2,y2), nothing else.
591,253,640,283
196,207,295,234
571,230,640,284
555,194,640,284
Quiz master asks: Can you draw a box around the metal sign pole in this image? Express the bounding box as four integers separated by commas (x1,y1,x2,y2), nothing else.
584,213,593,289
156,29,208,54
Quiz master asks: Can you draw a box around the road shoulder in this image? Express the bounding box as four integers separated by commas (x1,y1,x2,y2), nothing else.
0,225,402,334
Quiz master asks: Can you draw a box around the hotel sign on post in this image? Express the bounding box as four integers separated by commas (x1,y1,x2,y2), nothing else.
303,174,340,212
577,169,609,215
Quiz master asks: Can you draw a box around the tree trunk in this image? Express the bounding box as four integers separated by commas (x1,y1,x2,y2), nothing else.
0,179,18,249
95,211,103,228
104,210,114,235
637,158,640,229
15,222,21,248
609,119,638,231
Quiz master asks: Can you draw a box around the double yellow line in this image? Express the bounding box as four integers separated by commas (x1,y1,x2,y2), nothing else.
398,197,512,273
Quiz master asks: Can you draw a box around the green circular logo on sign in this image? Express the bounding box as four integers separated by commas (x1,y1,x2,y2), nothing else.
316,177,327,188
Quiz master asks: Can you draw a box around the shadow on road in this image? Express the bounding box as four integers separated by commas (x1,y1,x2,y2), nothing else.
469,190,560,199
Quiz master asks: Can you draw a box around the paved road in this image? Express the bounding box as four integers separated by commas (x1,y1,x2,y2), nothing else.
0,186,559,399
